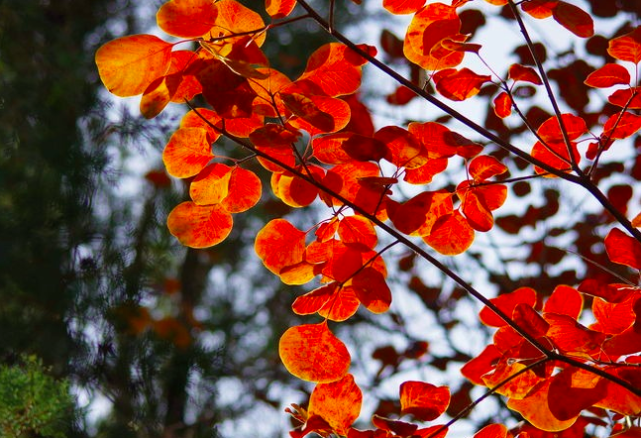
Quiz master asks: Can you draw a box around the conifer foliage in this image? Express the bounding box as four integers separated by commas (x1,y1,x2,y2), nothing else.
97,0,641,436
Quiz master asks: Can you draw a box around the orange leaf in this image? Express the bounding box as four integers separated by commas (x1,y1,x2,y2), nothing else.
507,378,579,432
272,165,324,208
584,63,631,88
422,210,474,255
408,122,460,159
292,283,337,316
279,322,351,382
96,35,173,97
285,94,352,135
608,26,641,64
156,0,218,38
482,360,544,399
265,0,297,19
404,158,449,184
376,126,428,169
162,127,213,178
222,166,262,213
543,285,583,319
388,190,453,236
552,1,594,38
319,287,361,321
189,163,232,205
493,92,512,119
545,313,605,358
308,374,362,436
403,3,463,71
167,202,233,248
604,227,641,270
205,0,266,47
434,68,491,101
460,344,502,385
313,133,387,164
602,111,641,140
140,74,183,119
531,140,579,176
479,287,537,327
255,219,307,276
400,381,450,421
338,216,378,249
298,43,370,97
383,0,426,15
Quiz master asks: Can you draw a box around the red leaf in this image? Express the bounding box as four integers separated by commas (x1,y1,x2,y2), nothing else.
531,140,580,175
376,126,428,169
167,202,233,248
493,92,512,118
584,63,631,88
508,64,543,85
604,227,641,270
461,344,502,385
309,374,362,435
265,0,296,19
388,190,453,236
292,283,337,316
407,122,460,159
545,313,605,358
338,216,378,249
602,111,641,140
552,1,594,38
469,155,508,181
479,287,537,327
521,0,557,19
434,68,492,101
608,26,641,64
608,87,641,109
537,114,587,142
473,424,509,438
319,287,361,321
403,3,463,71
156,0,218,38
422,210,474,255
383,0,425,14
352,268,392,314
400,381,450,421
543,285,583,319
547,367,607,421
279,322,351,382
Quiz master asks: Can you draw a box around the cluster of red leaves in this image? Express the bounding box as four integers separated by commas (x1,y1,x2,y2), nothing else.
95,0,641,436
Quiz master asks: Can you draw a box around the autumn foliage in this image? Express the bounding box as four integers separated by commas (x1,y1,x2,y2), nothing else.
96,0,641,436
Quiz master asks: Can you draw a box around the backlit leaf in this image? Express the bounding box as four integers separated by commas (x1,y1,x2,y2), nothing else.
604,227,641,270
352,268,392,314
189,163,232,205
222,166,262,213
265,0,297,19
167,202,233,248
479,287,537,327
376,126,428,169
531,140,579,175
608,87,641,109
162,127,213,178
507,379,579,432
548,367,607,421
602,112,641,140
338,216,378,249
543,285,583,319
318,287,361,321
279,322,351,382
255,219,307,275
423,211,474,255
96,35,173,97
204,0,266,47
156,0,218,38
608,26,641,64
584,63,631,88
383,0,425,15
434,68,491,101
545,313,605,358
521,0,557,19
309,374,362,435
493,92,512,118
473,424,509,438
292,283,337,315
403,3,463,71
537,114,587,142
400,381,450,421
